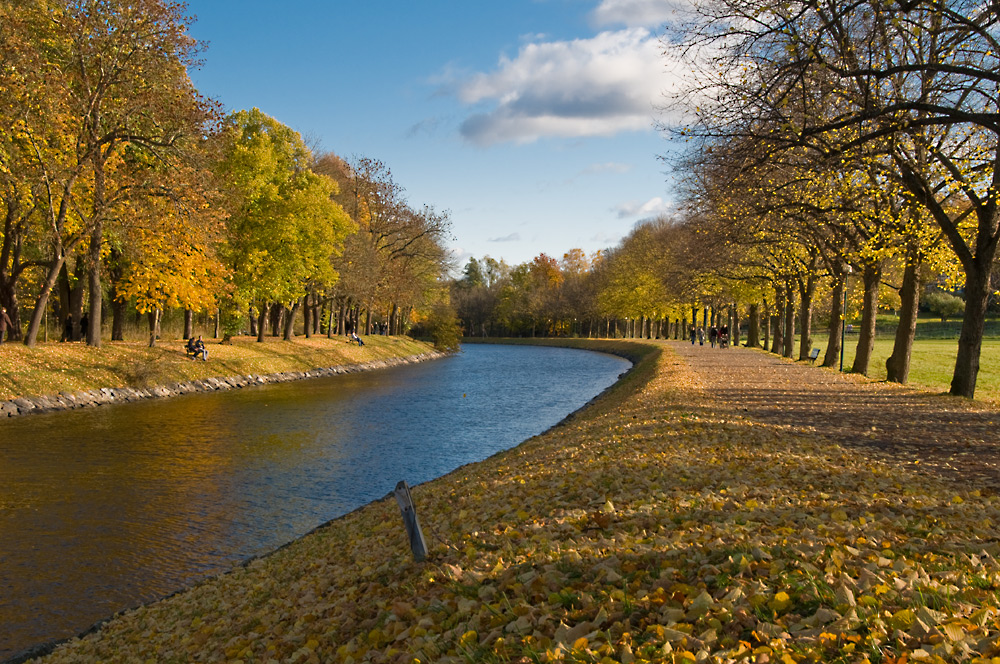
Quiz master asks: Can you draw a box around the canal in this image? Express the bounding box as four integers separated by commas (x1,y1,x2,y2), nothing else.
0,343,630,659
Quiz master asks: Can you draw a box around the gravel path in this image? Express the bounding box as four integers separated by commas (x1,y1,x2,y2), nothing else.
668,340,1000,492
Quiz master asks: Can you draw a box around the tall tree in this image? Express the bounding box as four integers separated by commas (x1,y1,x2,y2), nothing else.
5,0,216,346
215,109,352,342
674,0,1000,396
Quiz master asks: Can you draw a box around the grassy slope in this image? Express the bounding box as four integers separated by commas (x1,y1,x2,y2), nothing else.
0,335,435,401
30,339,1000,664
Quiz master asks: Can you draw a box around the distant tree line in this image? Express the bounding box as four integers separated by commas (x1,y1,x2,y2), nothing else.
0,0,452,348
455,0,1000,400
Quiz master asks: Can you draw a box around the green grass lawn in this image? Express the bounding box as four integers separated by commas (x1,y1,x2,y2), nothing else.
803,335,1000,402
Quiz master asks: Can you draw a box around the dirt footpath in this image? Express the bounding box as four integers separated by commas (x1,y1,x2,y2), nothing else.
668,341,1000,492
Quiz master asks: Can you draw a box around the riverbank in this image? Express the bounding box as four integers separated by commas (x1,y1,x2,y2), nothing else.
19,339,1000,663
0,335,441,418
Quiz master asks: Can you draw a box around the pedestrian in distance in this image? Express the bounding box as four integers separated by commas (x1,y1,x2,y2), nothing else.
0,305,12,344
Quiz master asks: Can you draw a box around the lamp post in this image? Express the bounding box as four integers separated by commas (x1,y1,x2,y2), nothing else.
840,265,853,372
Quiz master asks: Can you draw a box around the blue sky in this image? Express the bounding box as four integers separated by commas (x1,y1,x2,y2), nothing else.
184,0,689,268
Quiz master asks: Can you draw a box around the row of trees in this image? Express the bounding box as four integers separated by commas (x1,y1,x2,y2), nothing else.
455,0,1000,400
664,0,1000,399
0,0,452,349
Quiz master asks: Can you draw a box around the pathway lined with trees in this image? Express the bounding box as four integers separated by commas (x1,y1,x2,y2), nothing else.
671,341,1000,490
452,0,1000,405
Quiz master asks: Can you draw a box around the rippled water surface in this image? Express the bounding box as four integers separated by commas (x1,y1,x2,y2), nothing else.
0,343,629,659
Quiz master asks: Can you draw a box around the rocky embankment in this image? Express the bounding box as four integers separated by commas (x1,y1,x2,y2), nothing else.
0,351,445,419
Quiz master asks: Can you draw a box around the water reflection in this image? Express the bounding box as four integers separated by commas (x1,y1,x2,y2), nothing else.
0,344,629,658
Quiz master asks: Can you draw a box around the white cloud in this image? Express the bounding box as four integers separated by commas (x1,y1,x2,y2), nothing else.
590,231,623,245
456,28,686,145
489,232,522,242
581,161,633,176
615,196,674,218
450,245,474,265
589,0,695,29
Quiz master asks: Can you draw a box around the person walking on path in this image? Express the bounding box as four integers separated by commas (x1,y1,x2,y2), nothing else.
697,327,705,346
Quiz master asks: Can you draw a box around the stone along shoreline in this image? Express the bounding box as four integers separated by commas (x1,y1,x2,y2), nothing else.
0,351,446,419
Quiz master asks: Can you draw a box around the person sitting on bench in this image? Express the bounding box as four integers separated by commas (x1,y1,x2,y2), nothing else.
186,335,208,360
350,331,364,346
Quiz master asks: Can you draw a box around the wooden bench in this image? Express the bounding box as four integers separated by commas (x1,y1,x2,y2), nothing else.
808,347,821,363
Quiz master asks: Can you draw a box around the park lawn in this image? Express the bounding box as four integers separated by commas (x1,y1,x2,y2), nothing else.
0,334,434,401
802,337,1000,402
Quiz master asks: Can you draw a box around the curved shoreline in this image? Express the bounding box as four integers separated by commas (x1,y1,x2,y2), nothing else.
17,340,1000,664
0,351,448,419
4,339,652,664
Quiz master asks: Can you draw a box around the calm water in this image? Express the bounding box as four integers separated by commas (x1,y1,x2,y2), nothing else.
0,344,629,659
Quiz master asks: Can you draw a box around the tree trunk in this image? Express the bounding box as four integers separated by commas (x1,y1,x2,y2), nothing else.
770,289,784,354
886,250,922,384
283,300,300,340
951,260,991,397
256,304,267,343
822,275,846,368
851,264,881,376
183,308,194,339
0,281,19,343
797,272,817,361
781,282,795,358
337,300,347,335
270,303,283,337
303,293,312,339
762,300,770,351
746,303,759,348
214,307,220,339
86,223,103,346
111,296,126,342
25,256,69,347
0,281,21,342
147,309,161,348
731,303,741,348
57,262,72,339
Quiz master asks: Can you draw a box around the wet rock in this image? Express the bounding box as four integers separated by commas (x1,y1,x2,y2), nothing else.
12,397,36,412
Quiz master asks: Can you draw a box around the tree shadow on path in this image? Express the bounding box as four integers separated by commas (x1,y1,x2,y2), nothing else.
669,341,1000,492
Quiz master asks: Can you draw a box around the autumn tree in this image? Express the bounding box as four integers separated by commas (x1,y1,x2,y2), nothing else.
321,155,452,336
112,151,227,346
673,0,1000,396
214,109,353,342
452,256,511,337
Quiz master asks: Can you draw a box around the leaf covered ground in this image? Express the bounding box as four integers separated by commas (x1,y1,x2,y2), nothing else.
0,335,432,401
28,341,1000,664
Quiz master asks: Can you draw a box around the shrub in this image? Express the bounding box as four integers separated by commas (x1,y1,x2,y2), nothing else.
409,303,462,352
922,290,965,322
